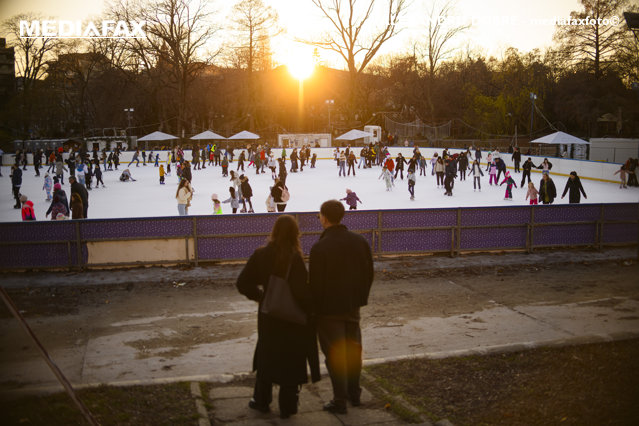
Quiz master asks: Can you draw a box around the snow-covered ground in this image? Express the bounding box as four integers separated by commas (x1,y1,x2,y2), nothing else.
1,157,638,223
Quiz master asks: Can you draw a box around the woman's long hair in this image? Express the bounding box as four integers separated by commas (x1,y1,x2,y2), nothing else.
176,178,188,198
268,215,303,276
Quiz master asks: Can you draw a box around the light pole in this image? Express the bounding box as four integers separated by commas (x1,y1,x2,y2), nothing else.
325,99,334,133
124,108,134,148
529,93,537,136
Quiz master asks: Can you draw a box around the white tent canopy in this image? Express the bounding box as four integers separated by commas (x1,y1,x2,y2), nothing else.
531,131,590,145
335,129,374,141
190,130,226,140
138,131,178,141
228,130,260,140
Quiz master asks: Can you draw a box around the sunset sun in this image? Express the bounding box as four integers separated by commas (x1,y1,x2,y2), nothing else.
284,48,316,81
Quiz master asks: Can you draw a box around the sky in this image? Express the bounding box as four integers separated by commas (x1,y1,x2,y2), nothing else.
1,0,585,69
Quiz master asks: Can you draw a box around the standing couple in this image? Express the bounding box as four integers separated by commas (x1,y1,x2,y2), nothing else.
236,200,374,419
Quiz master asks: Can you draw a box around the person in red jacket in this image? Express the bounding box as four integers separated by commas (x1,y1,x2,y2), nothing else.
20,195,36,221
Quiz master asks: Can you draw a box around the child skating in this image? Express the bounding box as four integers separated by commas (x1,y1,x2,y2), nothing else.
211,193,222,214
159,164,166,184
526,181,539,205
379,166,394,191
488,161,497,185
613,166,627,189
500,171,517,200
43,173,53,201
340,188,362,210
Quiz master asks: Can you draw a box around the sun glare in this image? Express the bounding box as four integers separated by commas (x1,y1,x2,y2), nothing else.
286,54,315,81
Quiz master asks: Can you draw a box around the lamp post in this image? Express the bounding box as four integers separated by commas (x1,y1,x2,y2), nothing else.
325,99,334,133
529,93,537,135
124,108,134,148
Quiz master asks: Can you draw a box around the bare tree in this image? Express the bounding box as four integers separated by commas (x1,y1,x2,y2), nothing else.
109,0,219,136
308,0,409,121
554,0,631,79
230,0,280,129
418,0,468,121
3,13,61,136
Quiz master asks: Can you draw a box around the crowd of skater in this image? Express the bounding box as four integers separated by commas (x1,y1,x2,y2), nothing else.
4,142,638,221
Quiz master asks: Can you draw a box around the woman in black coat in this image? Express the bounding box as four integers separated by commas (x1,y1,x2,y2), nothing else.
561,171,587,204
271,178,288,212
236,215,320,419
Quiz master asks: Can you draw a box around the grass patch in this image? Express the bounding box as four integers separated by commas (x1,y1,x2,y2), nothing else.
2,382,197,426
366,339,639,425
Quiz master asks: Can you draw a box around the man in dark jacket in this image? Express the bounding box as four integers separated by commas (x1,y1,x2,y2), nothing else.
310,200,374,414
538,173,557,204
521,157,536,187
11,164,22,208
512,147,521,173
69,176,89,218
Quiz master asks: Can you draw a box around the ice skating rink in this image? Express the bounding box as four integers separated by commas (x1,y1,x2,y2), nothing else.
1,157,638,222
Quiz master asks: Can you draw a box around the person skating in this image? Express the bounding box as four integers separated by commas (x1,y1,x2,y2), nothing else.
538,158,553,175
379,166,393,191
340,188,362,210
159,164,166,184
20,194,36,221
521,157,536,186
526,182,539,205
311,153,317,168
211,193,222,214
221,156,229,177
457,152,469,181
240,174,254,213
10,164,22,209
394,153,406,180
407,170,416,200
338,151,346,177
470,158,484,191
539,173,557,204
488,161,497,186
347,151,356,176
192,147,201,170
561,171,587,204
500,171,517,200
43,173,53,201
69,176,89,218
176,178,193,215
495,158,507,182
512,147,521,173
70,192,84,219
237,150,245,172
268,155,278,179
222,186,240,213
434,156,445,187
613,166,627,189
128,150,141,167
443,158,456,196
119,168,136,182
94,163,105,188
271,178,289,212
45,183,69,219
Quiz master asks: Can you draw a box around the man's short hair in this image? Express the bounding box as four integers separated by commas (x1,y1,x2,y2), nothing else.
68,176,76,182
320,199,345,225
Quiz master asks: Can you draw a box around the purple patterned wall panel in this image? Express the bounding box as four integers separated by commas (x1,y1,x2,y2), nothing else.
533,205,600,223
604,203,639,221
460,227,527,249
297,211,378,232
533,224,596,246
297,213,324,232
461,207,529,226
602,223,639,244
380,229,451,252
197,214,276,235
0,243,76,268
382,209,456,228
81,218,191,239
301,233,322,254
0,222,76,242
198,236,268,260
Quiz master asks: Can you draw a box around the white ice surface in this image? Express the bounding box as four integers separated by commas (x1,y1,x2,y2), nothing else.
1,158,638,222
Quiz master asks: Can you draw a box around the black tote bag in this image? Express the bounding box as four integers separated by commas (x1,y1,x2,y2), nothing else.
260,263,307,325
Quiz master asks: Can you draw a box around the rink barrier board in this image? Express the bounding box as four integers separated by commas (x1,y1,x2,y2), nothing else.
0,203,637,270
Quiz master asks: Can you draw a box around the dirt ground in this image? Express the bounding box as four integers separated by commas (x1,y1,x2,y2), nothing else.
2,259,638,370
